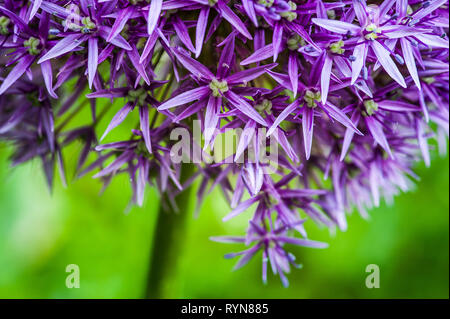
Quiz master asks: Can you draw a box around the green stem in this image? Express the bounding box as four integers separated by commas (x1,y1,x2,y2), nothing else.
144,164,194,298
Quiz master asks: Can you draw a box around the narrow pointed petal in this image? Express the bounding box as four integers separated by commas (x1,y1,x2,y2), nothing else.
302,107,314,160
29,0,43,21
217,35,235,77
320,55,332,104
415,33,450,49
240,44,274,65
416,119,430,167
38,34,84,63
311,18,361,35
195,7,210,58
273,22,283,61
365,116,393,158
101,103,134,141
267,99,301,136
173,17,196,53
223,196,259,221
400,38,421,90
288,54,298,97
93,151,134,178
351,42,367,84
139,105,152,153
173,47,215,80
88,37,98,89
147,0,162,35
242,0,258,26
340,111,360,161
0,55,35,95
158,86,209,110
217,1,252,39
322,102,362,135
203,96,220,149
226,63,276,85
40,60,58,98
371,40,406,88
128,45,150,85
352,0,367,25
107,7,133,41
225,91,267,126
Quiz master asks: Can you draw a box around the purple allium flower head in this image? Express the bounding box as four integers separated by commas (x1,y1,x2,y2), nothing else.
0,0,448,286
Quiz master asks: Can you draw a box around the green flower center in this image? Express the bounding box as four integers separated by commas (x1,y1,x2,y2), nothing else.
0,16,10,35
209,78,229,97
280,1,297,22
255,99,272,115
81,17,96,34
208,0,218,7
364,23,381,40
135,140,152,158
330,40,345,54
24,37,41,55
136,37,147,49
257,0,274,7
423,77,435,84
363,99,378,116
304,90,321,108
128,0,148,4
128,88,147,105
327,9,336,20
287,34,305,50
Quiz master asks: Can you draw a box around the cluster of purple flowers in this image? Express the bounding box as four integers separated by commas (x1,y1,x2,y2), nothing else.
0,0,448,286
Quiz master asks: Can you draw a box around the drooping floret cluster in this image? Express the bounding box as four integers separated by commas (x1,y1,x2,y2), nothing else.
0,0,448,286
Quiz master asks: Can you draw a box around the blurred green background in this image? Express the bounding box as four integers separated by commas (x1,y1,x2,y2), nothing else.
0,143,448,299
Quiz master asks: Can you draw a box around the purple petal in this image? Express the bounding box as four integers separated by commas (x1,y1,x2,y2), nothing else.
371,40,406,88
272,22,283,62
302,106,314,160
322,102,362,135
29,0,43,21
158,86,210,110
217,1,252,40
240,44,274,65
225,90,267,126
40,60,58,98
173,16,196,53
100,103,134,141
365,116,393,158
98,27,132,51
37,34,85,64
107,7,133,42
93,150,134,178
0,55,35,95
127,44,150,85
267,99,301,136
277,236,329,248
203,95,220,148
377,100,421,112
351,41,367,84
288,54,298,97
400,38,421,90
173,47,215,80
195,7,210,58
147,0,162,35
226,63,277,85
88,37,98,89
320,55,332,104
139,105,152,154
311,18,361,35
340,111,360,161
222,196,260,221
